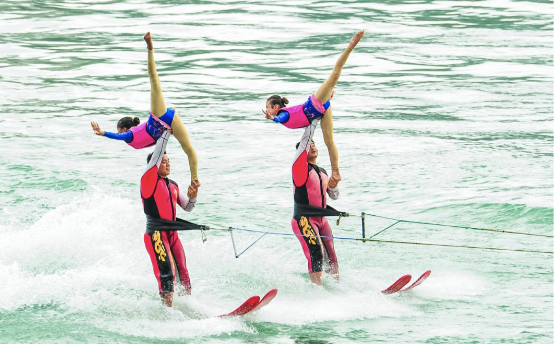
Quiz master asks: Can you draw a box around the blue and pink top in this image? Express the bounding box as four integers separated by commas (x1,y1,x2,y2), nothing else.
103,108,175,149
274,94,331,129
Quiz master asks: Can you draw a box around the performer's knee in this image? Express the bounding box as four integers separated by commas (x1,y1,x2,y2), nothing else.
323,133,335,146
329,69,341,82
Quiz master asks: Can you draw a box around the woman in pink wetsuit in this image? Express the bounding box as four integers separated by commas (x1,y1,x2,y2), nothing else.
262,30,365,188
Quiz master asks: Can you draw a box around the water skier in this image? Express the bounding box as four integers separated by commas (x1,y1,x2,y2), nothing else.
91,32,200,187
263,30,365,187
291,119,341,285
142,131,198,307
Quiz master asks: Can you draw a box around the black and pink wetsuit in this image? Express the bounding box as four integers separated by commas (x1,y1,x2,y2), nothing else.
291,120,340,273
141,131,196,294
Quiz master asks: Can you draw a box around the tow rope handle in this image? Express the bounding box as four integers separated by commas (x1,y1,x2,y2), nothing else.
336,212,349,226
201,226,208,243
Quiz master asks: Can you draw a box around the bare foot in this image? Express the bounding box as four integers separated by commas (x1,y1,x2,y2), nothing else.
309,272,322,286
177,283,192,296
144,32,153,50
160,292,173,307
325,268,340,282
348,30,365,49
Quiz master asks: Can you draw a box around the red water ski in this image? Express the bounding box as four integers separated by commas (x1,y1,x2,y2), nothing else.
399,270,431,292
252,289,278,312
218,296,260,317
381,274,411,294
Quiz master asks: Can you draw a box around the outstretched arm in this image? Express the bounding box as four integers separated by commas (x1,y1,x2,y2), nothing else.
292,119,318,187
262,109,290,123
91,121,133,143
91,121,105,136
141,131,170,198
272,111,290,123
145,130,170,173
103,131,133,143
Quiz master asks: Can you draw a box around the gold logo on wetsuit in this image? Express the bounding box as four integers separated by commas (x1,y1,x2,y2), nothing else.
152,230,167,262
299,216,317,245
174,189,178,210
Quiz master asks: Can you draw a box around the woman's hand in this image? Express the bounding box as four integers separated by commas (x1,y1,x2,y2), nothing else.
91,121,105,136
262,109,274,120
191,179,201,189
187,182,199,199
328,176,338,189
329,170,341,188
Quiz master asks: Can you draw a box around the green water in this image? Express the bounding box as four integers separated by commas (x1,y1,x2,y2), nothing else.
0,0,552,343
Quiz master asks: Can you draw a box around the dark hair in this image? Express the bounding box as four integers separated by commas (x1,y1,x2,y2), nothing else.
296,140,314,150
117,117,140,130
146,151,166,164
267,95,289,109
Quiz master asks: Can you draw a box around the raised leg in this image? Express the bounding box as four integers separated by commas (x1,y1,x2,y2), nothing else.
320,106,340,180
314,30,364,103
144,32,167,118
171,113,199,184
315,30,364,184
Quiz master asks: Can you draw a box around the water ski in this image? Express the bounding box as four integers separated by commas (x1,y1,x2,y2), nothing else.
252,288,278,311
219,289,278,317
399,270,431,293
381,274,412,294
382,270,431,295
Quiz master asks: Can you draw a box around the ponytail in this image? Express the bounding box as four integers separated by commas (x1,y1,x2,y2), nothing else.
117,116,140,130
267,95,289,109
